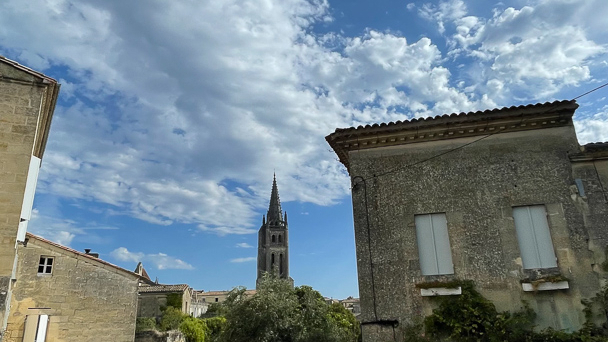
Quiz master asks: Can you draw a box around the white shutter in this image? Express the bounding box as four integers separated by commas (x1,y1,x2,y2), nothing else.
415,213,454,275
513,206,557,269
17,156,41,242
35,314,48,342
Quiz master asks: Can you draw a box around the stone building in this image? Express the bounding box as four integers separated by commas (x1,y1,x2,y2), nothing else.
0,56,59,338
326,100,608,341
137,284,192,318
189,289,257,316
5,233,140,342
257,175,293,287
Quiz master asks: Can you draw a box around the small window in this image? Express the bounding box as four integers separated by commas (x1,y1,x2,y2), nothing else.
415,213,454,276
278,235,282,243
271,235,276,243
202,298,206,302
214,298,218,302
513,205,557,269
38,257,53,275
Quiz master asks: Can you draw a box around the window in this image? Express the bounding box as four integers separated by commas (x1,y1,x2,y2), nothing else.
513,205,557,269
278,235,282,243
415,213,454,276
38,257,53,275
271,235,276,243
215,298,218,302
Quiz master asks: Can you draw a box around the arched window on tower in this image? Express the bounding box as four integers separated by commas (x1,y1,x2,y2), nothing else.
278,235,282,243
271,253,275,268
279,254,284,275
271,235,276,243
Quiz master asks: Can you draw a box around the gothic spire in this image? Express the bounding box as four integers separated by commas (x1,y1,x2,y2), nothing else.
267,173,283,223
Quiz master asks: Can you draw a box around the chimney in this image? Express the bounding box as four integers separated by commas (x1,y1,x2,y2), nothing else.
84,249,99,258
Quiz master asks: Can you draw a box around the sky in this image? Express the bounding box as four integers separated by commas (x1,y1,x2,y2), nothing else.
1,0,607,299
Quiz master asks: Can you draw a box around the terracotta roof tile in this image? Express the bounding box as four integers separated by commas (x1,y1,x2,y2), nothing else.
138,284,190,293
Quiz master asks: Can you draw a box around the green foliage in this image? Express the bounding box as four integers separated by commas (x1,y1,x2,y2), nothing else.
166,293,183,309
160,306,187,331
180,316,207,342
202,316,227,342
406,282,608,342
328,302,361,341
135,317,157,332
217,274,360,342
423,281,535,341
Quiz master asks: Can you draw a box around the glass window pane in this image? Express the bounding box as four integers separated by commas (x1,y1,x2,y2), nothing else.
47,258,53,266
38,265,44,273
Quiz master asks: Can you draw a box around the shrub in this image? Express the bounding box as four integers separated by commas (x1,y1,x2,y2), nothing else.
136,317,157,332
160,306,187,331
180,316,207,342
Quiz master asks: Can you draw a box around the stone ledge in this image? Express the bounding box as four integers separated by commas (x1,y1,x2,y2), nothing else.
521,281,569,292
420,287,462,296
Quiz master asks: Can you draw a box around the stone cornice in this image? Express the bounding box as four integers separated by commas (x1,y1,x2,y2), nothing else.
326,100,578,172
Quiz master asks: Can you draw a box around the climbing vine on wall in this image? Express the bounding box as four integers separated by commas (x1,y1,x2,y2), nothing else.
404,281,608,342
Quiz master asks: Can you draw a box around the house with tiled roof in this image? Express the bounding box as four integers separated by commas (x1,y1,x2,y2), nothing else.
0,56,59,338
137,281,192,318
5,233,141,342
327,100,608,342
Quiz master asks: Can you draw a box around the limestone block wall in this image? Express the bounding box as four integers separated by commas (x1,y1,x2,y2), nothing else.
4,238,139,342
349,126,605,341
0,72,46,330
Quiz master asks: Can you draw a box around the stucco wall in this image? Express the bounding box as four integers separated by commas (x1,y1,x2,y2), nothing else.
0,65,47,333
4,239,139,342
348,126,606,341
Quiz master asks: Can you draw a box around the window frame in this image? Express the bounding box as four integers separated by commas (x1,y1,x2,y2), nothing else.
37,256,54,275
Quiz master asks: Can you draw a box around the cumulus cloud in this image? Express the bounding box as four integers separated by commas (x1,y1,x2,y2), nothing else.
230,257,257,263
110,247,194,270
236,243,253,248
418,0,607,100
1,0,607,238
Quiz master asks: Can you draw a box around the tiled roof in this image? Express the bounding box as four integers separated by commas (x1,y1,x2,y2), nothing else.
583,141,608,152
26,233,140,280
329,100,576,135
194,290,257,296
326,100,578,171
0,55,57,83
138,284,190,293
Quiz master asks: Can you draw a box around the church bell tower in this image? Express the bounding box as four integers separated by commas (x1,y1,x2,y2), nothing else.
256,174,293,287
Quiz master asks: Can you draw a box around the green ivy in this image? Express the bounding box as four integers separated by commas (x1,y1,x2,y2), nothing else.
404,282,608,342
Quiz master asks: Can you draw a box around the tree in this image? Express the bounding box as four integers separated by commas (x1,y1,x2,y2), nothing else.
217,274,360,342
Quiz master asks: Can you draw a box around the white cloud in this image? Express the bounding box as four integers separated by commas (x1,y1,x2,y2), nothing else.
1,0,607,238
230,257,257,263
236,243,253,248
110,247,194,270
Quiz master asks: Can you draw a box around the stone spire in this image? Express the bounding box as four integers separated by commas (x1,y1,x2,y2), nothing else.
266,173,283,224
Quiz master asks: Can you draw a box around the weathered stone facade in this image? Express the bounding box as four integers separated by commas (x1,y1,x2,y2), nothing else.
327,101,608,341
0,56,59,338
5,233,140,342
138,284,192,318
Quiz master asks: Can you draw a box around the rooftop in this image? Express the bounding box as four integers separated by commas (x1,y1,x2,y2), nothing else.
326,100,580,171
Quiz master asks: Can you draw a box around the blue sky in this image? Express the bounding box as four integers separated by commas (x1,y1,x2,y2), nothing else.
1,0,607,299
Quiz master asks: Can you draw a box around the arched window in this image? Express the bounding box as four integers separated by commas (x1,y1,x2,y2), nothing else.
279,254,284,275
271,235,276,243
271,253,275,266
278,235,282,243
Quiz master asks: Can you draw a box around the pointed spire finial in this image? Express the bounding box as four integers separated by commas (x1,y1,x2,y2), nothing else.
267,174,283,223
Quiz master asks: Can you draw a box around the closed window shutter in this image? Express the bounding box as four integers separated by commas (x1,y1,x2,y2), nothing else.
415,213,454,275
23,314,48,342
17,156,41,242
513,206,557,269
